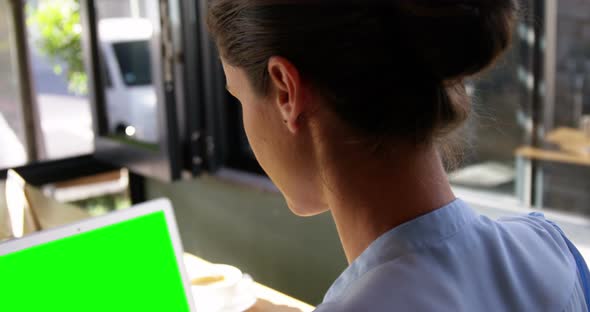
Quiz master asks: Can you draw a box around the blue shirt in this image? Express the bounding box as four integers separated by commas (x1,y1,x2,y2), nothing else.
315,199,588,312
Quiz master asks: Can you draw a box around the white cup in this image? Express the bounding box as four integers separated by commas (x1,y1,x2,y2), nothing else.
191,264,244,311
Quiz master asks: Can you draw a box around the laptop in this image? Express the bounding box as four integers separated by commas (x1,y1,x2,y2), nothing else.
0,198,197,312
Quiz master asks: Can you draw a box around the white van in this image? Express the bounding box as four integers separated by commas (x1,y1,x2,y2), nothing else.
98,18,158,144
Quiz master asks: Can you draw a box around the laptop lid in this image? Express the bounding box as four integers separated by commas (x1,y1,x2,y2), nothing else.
0,198,197,312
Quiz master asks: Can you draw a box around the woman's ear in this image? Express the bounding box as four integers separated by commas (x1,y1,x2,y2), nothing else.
267,56,307,134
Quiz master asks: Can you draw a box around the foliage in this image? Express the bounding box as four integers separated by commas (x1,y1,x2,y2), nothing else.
72,193,132,217
27,0,87,95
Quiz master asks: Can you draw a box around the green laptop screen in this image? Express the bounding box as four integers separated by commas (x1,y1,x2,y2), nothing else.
0,211,191,312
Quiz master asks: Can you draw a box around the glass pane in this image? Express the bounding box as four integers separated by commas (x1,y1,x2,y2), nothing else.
0,0,28,169
552,2,590,129
449,24,531,196
26,0,94,160
112,41,153,87
95,0,160,146
540,0,590,216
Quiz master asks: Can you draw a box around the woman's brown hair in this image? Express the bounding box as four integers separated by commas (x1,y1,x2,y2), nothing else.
207,0,518,145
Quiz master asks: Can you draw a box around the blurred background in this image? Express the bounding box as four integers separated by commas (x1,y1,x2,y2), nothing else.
1,0,589,306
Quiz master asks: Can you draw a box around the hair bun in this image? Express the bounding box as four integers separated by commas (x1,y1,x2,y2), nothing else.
396,0,518,81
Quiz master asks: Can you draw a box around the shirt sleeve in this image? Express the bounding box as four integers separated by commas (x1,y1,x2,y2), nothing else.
527,212,590,311
563,279,589,312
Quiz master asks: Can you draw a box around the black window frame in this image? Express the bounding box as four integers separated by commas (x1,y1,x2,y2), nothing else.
194,0,264,176
80,0,186,182
99,49,112,89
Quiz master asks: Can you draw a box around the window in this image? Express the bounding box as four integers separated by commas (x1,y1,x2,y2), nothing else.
12,0,581,214
112,41,153,87
194,0,588,217
447,0,590,216
448,2,538,197
95,10,159,145
26,0,95,161
81,0,184,181
0,0,28,169
536,0,590,215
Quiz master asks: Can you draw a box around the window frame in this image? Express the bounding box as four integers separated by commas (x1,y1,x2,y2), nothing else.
0,0,42,170
194,0,265,176
80,0,185,182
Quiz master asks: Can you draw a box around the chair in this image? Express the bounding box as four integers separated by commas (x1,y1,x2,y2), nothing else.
2,169,90,240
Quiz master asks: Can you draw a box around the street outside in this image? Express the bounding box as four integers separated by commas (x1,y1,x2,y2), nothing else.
0,106,26,168
36,93,93,159
0,49,93,169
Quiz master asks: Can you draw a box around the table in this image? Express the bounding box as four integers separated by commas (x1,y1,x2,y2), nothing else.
515,146,590,167
183,254,315,312
546,127,590,155
514,127,590,207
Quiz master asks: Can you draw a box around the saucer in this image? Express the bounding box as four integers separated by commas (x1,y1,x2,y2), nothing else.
184,255,257,312
193,276,257,312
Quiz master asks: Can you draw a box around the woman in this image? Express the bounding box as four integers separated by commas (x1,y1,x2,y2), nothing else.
207,1,589,311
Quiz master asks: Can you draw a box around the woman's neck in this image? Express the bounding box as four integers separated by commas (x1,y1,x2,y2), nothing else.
322,144,455,264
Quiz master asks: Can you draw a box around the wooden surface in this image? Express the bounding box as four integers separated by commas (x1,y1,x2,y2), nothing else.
515,128,590,166
546,127,590,157
546,127,590,147
184,254,315,312
515,146,590,167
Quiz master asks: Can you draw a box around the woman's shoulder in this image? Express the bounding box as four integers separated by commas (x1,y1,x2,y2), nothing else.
495,211,571,240
317,210,581,312
484,212,576,265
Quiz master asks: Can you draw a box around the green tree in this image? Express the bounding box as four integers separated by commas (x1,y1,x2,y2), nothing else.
27,0,87,95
